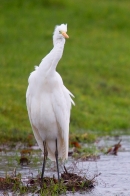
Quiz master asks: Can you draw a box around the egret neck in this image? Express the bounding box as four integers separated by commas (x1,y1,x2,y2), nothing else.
50,39,65,72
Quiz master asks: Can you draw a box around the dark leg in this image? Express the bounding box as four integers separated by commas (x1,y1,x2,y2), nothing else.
55,139,60,182
41,141,48,184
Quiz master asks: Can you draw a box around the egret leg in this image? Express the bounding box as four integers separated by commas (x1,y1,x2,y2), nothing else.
55,139,60,182
41,141,48,184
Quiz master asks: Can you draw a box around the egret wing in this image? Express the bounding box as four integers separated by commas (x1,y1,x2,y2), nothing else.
26,87,44,152
51,86,73,160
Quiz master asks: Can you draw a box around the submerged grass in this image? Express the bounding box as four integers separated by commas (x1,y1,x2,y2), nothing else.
0,168,96,195
0,145,97,195
0,0,130,142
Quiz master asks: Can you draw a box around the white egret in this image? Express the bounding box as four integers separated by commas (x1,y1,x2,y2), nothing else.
26,24,74,182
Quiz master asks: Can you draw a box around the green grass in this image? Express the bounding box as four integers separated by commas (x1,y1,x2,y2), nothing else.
0,0,130,142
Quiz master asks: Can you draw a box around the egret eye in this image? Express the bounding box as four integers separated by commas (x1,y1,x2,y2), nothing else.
59,31,62,34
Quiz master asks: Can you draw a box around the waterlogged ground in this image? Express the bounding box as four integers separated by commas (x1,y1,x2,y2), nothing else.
0,135,130,196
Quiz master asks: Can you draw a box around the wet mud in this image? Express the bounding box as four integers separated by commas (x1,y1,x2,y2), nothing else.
0,135,130,195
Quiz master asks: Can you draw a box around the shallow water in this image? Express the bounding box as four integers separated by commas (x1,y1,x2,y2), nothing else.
0,135,130,196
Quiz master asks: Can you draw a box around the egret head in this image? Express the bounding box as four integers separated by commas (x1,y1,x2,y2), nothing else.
53,24,69,45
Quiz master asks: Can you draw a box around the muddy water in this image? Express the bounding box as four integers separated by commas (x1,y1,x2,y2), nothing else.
74,135,130,196
0,135,130,196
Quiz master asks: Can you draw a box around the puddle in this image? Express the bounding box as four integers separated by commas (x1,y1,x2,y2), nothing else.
0,135,130,195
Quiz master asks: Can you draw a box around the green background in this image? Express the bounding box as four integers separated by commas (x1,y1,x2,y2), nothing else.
0,0,130,142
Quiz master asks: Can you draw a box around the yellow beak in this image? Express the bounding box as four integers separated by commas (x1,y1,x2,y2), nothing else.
61,31,69,39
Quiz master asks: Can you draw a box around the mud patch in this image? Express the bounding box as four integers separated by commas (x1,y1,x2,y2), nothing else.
0,135,130,195
0,166,98,195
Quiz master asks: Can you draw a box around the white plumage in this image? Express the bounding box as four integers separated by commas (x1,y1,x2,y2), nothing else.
26,24,74,162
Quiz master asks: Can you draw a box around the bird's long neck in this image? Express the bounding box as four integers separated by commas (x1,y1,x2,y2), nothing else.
50,39,65,71
38,38,65,76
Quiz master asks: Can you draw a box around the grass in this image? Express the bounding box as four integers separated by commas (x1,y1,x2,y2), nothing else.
0,145,97,195
0,174,95,195
0,0,130,142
